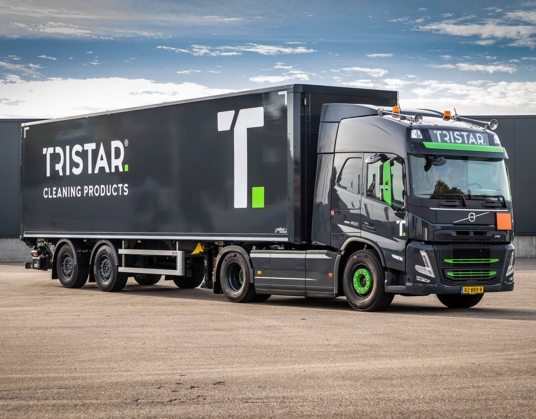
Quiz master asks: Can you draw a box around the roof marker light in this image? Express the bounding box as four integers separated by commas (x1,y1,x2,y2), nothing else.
443,110,451,121
392,106,400,118
414,113,423,124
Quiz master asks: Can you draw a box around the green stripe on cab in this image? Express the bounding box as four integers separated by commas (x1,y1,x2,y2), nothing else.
423,143,504,153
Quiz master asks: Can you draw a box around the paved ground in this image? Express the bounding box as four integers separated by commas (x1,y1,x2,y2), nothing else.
0,261,535,419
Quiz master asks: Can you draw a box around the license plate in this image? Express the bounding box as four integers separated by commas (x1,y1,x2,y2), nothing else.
461,286,484,294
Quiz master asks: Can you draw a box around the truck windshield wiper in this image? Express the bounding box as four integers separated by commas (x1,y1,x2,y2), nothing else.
471,194,507,207
423,193,468,207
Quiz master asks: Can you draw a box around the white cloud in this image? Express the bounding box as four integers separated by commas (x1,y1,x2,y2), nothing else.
417,20,536,48
274,63,293,69
505,10,536,24
366,54,393,58
0,61,40,75
0,76,231,118
38,55,56,60
176,70,201,74
157,43,316,57
250,69,311,84
89,60,101,65
429,62,517,74
331,67,388,77
404,80,536,115
36,22,91,36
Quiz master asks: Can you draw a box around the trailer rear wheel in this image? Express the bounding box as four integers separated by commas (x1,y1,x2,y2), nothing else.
56,244,88,288
220,252,257,303
342,250,393,312
168,261,204,289
437,293,484,308
133,274,161,286
93,245,128,292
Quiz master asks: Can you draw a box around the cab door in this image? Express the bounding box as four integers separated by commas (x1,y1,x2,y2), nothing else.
330,154,363,249
361,153,407,271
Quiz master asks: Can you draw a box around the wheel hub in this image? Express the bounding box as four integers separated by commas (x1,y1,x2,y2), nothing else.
353,267,372,296
61,255,73,278
99,258,112,282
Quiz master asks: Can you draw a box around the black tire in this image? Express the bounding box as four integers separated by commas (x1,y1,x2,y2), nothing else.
342,250,394,312
133,274,161,286
219,252,257,303
437,293,484,308
56,244,89,289
252,294,271,303
168,261,204,289
93,245,128,292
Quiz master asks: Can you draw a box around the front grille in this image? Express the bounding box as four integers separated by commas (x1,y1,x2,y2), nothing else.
434,231,507,242
433,244,506,286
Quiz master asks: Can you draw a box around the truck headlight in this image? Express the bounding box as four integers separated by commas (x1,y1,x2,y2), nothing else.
415,250,435,278
506,253,515,277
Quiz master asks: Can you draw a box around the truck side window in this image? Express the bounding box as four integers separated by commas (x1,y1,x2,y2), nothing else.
337,158,361,195
366,160,382,199
391,159,405,209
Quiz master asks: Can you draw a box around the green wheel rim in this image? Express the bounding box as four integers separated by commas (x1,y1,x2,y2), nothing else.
353,267,372,295
239,269,244,285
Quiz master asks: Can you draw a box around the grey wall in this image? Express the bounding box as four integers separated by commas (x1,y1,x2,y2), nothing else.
0,121,24,238
471,115,536,236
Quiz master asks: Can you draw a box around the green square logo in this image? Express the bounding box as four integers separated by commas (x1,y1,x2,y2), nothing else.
252,187,264,208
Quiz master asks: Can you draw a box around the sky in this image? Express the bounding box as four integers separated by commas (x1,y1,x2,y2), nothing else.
1,0,535,118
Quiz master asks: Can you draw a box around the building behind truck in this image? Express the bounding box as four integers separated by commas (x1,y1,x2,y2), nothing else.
21,84,515,311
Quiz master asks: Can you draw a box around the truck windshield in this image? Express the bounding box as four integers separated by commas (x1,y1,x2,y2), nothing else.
409,155,511,201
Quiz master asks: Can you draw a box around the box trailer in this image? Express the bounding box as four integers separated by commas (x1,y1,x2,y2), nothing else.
22,84,515,311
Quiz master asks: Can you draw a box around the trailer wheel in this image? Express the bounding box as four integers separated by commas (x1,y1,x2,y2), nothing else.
93,245,128,292
437,293,484,308
168,261,204,289
342,250,394,312
56,244,88,289
133,274,161,286
220,252,257,303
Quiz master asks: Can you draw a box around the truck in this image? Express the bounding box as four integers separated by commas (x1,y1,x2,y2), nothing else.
21,84,515,311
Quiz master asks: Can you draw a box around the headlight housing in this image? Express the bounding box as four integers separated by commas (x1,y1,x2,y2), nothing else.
415,250,435,278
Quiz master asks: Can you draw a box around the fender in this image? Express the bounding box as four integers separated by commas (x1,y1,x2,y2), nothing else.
51,239,90,279
214,245,255,286
341,237,386,267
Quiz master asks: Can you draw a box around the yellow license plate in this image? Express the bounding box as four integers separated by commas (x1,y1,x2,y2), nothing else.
461,286,484,294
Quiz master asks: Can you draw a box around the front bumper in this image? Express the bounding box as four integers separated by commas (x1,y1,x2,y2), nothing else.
386,241,515,295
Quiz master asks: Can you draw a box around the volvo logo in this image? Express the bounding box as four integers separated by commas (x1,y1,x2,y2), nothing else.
453,211,490,224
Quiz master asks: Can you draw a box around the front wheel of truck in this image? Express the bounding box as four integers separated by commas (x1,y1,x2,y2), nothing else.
342,250,393,312
437,293,484,308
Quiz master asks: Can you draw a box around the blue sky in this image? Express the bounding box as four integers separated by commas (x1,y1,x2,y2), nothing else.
1,0,535,118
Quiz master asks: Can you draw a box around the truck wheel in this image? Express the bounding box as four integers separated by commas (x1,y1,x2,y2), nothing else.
56,244,88,288
168,262,204,289
133,274,161,286
342,250,394,312
93,245,128,292
220,252,257,303
437,294,484,308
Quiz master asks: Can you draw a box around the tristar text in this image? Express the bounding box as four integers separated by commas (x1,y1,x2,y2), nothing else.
43,140,125,177
430,130,489,145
